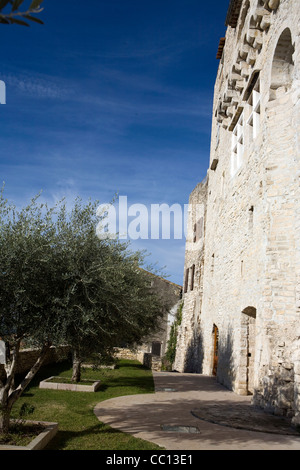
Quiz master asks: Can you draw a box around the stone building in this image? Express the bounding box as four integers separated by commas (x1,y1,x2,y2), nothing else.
174,0,300,425
136,271,182,360
115,271,182,370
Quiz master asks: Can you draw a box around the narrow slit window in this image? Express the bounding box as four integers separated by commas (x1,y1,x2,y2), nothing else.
184,268,189,293
211,254,215,274
190,264,195,291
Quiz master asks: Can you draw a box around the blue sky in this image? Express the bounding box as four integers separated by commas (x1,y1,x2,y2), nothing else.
0,0,228,286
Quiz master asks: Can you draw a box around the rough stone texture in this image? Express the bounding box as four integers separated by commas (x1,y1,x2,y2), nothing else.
174,0,300,423
114,348,139,361
143,353,163,372
174,182,207,374
15,346,70,375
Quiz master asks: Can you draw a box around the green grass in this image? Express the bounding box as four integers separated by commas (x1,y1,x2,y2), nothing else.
0,422,44,447
10,359,164,450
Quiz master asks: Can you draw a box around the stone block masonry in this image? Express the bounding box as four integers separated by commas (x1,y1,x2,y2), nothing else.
15,346,71,375
174,0,300,423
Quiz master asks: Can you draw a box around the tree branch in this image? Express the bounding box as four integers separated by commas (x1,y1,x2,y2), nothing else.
4,338,21,394
8,341,51,407
0,1,44,26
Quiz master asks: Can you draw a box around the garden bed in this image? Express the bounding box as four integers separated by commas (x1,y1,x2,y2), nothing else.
0,421,58,450
39,376,101,392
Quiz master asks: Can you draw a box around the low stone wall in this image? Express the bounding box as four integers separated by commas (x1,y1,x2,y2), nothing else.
114,348,163,372
16,346,70,375
113,348,139,361
143,353,162,372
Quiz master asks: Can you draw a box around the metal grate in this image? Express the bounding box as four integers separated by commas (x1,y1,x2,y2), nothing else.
161,425,200,434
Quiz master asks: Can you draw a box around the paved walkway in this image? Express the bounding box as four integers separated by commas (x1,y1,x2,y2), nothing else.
94,372,300,451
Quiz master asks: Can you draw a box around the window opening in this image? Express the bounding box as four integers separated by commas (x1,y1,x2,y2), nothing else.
231,112,244,176
211,254,215,274
247,79,261,142
190,264,195,291
248,206,254,232
184,268,189,294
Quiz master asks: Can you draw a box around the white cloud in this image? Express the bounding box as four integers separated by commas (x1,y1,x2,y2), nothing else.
2,73,71,100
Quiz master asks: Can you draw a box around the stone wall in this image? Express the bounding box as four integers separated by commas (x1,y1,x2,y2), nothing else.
114,348,163,372
173,182,208,373
114,348,139,361
139,272,182,359
15,346,70,375
143,353,163,372
114,273,181,372
175,0,300,422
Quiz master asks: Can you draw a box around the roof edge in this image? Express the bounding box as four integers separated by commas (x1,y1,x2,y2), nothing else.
225,0,243,28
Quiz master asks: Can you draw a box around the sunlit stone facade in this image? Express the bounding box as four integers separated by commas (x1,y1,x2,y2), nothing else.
174,0,300,424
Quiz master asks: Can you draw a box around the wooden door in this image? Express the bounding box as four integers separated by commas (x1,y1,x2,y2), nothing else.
151,342,162,357
212,325,219,376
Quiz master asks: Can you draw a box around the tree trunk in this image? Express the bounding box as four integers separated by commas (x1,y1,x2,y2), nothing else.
0,341,51,435
71,350,82,383
0,403,11,435
0,365,6,387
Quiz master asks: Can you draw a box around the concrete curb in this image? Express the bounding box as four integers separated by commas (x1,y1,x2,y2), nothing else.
39,376,101,392
0,421,58,451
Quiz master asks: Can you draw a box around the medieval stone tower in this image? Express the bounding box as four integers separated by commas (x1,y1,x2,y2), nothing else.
174,0,300,425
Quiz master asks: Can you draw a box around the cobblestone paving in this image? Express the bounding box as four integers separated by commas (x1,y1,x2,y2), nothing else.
191,403,300,436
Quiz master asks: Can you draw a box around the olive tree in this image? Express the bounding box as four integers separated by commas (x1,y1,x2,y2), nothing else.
0,0,44,26
0,192,64,434
0,192,164,433
55,198,164,383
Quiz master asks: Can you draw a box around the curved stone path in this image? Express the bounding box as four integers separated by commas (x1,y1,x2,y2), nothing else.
191,403,300,436
94,372,300,450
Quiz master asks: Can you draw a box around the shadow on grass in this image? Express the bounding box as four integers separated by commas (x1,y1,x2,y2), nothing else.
117,360,150,371
100,375,155,393
15,360,74,391
44,423,122,450
17,359,155,399
44,422,159,451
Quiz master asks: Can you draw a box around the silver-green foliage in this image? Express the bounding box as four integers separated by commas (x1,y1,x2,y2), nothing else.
0,189,163,432
0,0,44,27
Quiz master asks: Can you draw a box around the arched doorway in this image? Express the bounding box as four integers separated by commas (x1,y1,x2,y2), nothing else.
212,324,219,376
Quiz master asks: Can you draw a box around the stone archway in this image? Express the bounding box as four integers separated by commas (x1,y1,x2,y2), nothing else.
270,27,294,100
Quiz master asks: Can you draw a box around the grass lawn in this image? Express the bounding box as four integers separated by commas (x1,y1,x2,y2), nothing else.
10,359,164,451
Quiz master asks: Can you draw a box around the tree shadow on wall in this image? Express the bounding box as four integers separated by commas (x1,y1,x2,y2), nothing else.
216,328,235,390
183,326,235,388
184,326,204,374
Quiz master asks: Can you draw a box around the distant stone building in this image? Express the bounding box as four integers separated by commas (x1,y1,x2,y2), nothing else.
115,271,182,370
174,0,300,425
137,271,182,359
